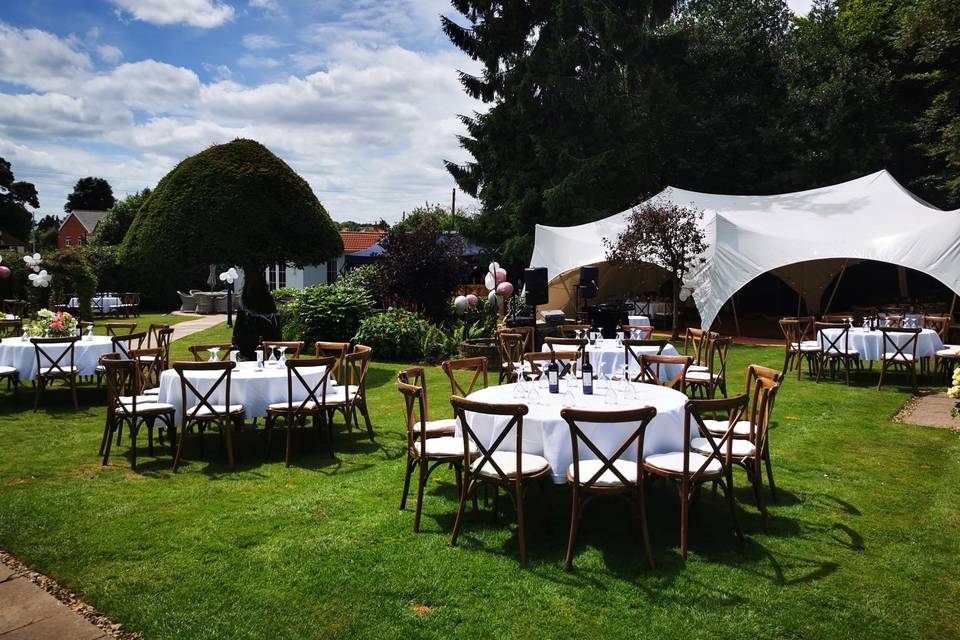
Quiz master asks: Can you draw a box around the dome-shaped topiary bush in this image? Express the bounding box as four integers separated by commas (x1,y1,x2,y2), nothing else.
119,139,342,354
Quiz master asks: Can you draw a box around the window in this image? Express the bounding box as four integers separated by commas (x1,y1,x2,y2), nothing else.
326,259,338,284
264,264,287,290
65,236,71,247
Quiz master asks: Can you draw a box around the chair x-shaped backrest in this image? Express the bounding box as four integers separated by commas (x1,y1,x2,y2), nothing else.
622,325,653,340
560,406,658,489
451,395,528,485
545,337,586,360
397,377,428,446
880,327,920,362
498,333,525,370
623,339,668,380
263,341,304,359
639,354,691,391
684,393,749,482
102,359,141,417
342,347,371,410
188,343,234,361
705,336,732,380
32,337,79,377
285,356,335,417
397,366,432,423
173,361,236,427
683,328,707,364
522,351,577,379
130,348,163,391
106,322,137,337
112,331,146,360
559,324,591,338
779,318,801,350
815,322,849,356
442,357,488,396
743,377,778,448
923,315,950,342
315,341,349,382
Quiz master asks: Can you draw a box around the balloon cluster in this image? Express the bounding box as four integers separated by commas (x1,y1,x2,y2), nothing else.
219,267,239,285
454,261,514,315
0,255,9,280
22,253,50,287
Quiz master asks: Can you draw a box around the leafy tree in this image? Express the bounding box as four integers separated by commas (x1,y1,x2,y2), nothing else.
119,139,342,355
32,214,60,251
0,157,39,241
93,188,151,245
65,177,115,212
604,199,706,338
374,213,467,322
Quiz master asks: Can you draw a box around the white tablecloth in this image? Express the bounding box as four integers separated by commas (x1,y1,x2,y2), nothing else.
627,315,651,327
542,341,683,381
0,336,113,381
461,382,688,483
819,327,943,360
157,361,332,419
69,296,122,313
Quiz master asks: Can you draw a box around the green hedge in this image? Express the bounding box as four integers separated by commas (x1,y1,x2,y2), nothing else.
279,283,375,345
354,308,430,361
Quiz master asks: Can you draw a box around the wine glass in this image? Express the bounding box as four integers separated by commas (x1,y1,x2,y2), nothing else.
563,386,576,407
278,347,287,366
208,347,220,362
604,384,619,405
254,349,264,370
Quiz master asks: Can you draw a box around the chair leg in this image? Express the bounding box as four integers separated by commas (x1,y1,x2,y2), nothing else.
638,479,655,569
33,377,41,412
515,480,528,566
70,376,78,411
129,423,138,471
413,459,427,533
450,477,471,548
876,361,886,390
814,355,824,384
399,455,414,510
172,423,188,472
751,460,768,530
101,420,115,466
763,443,777,501
722,471,744,545
680,482,690,560
223,420,236,467
564,489,580,572
285,420,293,468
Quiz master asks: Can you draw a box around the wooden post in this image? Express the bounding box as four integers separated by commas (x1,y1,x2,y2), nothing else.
451,188,456,217
823,260,848,316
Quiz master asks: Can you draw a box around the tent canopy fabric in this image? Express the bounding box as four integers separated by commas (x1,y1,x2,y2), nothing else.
529,171,960,329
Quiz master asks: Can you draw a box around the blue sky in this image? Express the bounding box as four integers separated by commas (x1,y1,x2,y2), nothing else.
0,0,814,223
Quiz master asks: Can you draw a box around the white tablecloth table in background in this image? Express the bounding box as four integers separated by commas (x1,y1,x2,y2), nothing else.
68,296,121,314
542,341,683,381
461,382,688,484
157,361,331,419
819,327,943,360
0,336,113,381
627,315,651,327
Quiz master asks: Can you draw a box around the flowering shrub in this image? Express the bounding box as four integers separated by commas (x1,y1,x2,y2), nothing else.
26,309,78,338
949,366,960,400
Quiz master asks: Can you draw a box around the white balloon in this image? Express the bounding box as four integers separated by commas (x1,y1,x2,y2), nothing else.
484,272,496,291
454,295,469,314
488,261,500,276
488,290,499,306
678,288,691,302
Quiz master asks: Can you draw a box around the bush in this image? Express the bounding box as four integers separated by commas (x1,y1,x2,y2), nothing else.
354,308,430,361
79,245,126,294
45,250,97,320
281,283,375,345
336,264,378,297
421,324,452,364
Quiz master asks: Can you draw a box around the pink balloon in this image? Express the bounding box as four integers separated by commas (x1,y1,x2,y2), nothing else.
0,266,10,279
495,268,508,284
495,281,514,297
466,294,478,308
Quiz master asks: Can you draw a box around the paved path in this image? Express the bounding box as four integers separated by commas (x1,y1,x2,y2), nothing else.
0,563,108,639
898,392,960,429
169,314,227,342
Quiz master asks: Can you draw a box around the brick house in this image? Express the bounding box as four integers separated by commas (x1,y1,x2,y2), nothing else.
58,210,107,250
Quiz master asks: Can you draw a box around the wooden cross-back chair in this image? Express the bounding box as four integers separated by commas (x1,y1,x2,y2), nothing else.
449,395,550,565
188,343,234,361
111,331,147,360
0,338,19,396
31,336,81,411
881,315,903,328
441,356,488,396
923,315,950,342
684,335,731,398
822,314,853,324
877,327,921,391
691,378,778,528
129,347,164,396
559,323,591,338
327,345,374,448
146,323,169,349
262,340,304,360
315,341,349,383
621,325,654,340
682,328,710,369
0,318,22,338
560,406,659,570
522,351,578,379
504,326,534,352
643,393,749,559
498,332,527,384
397,367,456,438
105,322,137,337
265,356,336,466
544,337,587,377
779,317,820,380
623,338,668,381
171,361,245,471
815,322,860,385
99,358,175,470
638,353,691,391
397,378,473,532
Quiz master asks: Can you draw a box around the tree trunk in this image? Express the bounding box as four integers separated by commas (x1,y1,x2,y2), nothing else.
231,265,281,357
671,276,681,340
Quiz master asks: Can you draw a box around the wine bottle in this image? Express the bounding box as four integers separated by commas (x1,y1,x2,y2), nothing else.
581,351,593,395
547,355,560,394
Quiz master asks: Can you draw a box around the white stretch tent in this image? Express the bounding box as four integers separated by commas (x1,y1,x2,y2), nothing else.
529,171,960,329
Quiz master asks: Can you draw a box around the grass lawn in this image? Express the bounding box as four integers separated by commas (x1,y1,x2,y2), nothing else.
0,332,958,639
88,312,194,337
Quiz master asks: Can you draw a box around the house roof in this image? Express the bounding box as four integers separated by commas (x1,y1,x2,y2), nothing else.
61,210,107,233
341,230,386,254
0,230,26,247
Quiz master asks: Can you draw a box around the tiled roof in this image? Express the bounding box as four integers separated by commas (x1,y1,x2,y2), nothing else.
340,230,386,254
62,210,108,233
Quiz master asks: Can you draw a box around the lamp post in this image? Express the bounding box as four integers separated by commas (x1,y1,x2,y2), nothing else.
219,267,239,328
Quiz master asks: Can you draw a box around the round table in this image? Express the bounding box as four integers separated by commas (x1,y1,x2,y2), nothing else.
542,341,683,381
0,336,113,381
627,315,651,327
819,327,943,360
462,382,688,484
69,296,122,314
157,361,331,419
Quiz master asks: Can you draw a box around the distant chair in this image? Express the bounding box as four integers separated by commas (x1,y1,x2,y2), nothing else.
621,325,654,340
877,327,921,391
638,353,691,391
0,318,22,338
171,361,246,471
262,341,304,360
559,323,591,338
0,338,19,397
177,291,196,313
265,357,336,466
441,357,488,396
99,358,174,470
31,336,80,411
188,343,234,361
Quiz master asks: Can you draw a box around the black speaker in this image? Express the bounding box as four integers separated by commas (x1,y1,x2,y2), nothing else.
579,265,599,299
524,267,548,305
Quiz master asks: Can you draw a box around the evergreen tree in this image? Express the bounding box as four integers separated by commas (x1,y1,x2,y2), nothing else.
65,177,115,212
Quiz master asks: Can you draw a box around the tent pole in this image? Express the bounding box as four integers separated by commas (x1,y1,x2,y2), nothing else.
730,295,741,337
949,292,957,319
823,260,848,316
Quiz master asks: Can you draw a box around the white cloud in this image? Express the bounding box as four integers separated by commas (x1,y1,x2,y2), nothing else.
787,0,815,14
85,60,201,110
242,33,285,50
109,0,235,29
0,92,132,137
237,54,282,68
96,44,123,63
248,0,282,15
0,23,92,91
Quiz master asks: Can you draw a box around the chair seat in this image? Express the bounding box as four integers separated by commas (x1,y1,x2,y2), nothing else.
266,400,324,413
472,451,550,478
323,386,357,405
703,419,752,437
644,451,722,478
790,341,821,352
413,418,457,435
0,365,17,376
822,347,859,356
187,404,245,418
882,352,915,362
566,459,638,487
685,370,720,382
119,395,159,406
39,366,78,376
936,349,960,358
123,401,176,416
688,364,709,373
691,436,756,458
413,436,475,458
142,387,159,396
